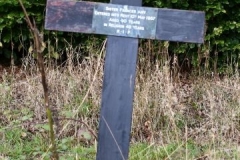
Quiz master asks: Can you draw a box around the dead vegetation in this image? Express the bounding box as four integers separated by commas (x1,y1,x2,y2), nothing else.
0,39,240,159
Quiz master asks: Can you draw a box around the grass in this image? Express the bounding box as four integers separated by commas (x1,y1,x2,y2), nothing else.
0,40,240,159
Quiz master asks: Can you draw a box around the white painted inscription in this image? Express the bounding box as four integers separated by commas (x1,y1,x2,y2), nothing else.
93,3,158,38
94,10,110,16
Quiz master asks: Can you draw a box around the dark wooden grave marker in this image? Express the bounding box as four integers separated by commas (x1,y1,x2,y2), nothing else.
45,0,205,159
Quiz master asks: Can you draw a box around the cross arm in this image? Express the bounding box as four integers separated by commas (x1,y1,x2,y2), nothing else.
45,0,205,43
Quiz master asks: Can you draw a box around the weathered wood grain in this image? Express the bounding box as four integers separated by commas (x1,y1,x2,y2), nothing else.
156,9,205,43
96,36,139,160
45,0,94,33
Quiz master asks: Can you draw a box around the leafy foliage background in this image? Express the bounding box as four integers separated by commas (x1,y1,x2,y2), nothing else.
0,0,239,72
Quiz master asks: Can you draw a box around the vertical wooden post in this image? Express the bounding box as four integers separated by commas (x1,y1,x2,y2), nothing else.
96,1,142,159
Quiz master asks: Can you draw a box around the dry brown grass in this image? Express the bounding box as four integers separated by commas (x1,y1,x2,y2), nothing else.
0,40,240,159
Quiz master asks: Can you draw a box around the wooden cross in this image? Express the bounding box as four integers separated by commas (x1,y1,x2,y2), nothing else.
45,0,205,159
